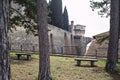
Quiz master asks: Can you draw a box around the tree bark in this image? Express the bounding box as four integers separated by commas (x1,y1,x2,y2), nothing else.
118,0,120,62
0,0,10,80
105,0,119,73
37,0,52,80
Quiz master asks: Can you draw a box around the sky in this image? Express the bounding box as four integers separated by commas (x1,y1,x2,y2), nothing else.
48,0,110,37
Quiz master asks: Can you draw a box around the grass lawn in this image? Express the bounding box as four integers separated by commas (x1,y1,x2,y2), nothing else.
10,53,120,80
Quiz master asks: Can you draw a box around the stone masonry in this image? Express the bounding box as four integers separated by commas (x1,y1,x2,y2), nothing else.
9,23,91,55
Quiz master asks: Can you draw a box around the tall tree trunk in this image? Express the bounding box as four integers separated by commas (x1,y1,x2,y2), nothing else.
105,0,119,73
118,0,120,62
37,0,52,80
0,0,10,80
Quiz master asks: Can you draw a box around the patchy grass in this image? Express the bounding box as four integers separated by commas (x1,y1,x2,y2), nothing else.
10,53,120,80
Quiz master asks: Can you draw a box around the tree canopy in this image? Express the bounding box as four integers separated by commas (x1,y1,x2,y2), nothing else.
10,0,37,34
10,0,70,33
10,0,51,35
90,0,110,17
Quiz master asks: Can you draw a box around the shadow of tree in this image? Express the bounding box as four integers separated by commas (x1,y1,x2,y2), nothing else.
10,56,33,65
75,64,98,67
92,67,120,80
109,73,120,80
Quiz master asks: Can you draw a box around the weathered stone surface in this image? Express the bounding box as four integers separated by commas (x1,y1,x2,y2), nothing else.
9,24,91,55
86,31,120,58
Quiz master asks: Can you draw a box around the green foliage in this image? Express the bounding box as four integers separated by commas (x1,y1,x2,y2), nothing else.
117,61,120,73
90,0,110,17
90,0,110,45
49,0,63,28
10,0,50,35
13,0,37,20
96,34,109,45
9,0,37,34
63,6,69,31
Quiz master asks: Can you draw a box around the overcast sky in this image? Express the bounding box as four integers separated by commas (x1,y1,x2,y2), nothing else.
47,0,110,37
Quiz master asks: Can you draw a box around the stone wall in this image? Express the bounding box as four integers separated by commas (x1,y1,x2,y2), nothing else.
48,24,72,54
87,38,120,58
9,24,73,54
73,36,91,56
9,24,91,55
86,31,120,58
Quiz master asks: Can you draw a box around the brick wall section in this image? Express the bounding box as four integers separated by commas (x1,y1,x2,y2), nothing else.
71,35,77,55
50,33,56,53
64,33,70,55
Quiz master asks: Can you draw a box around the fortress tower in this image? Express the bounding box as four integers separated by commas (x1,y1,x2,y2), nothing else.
69,21,85,37
69,21,74,32
73,24,85,37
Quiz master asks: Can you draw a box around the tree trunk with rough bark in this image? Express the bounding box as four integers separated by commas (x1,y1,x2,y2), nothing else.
37,0,52,80
118,0,120,63
105,0,119,73
0,0,10,80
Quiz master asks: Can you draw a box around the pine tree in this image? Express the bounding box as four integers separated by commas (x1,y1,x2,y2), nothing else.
10,0,37,34
10,0,51,35
37,0,52,79
90,0,110,17
90,0,120,72
49,0,63,28
63,6,69,31
105,0,119,73
0,0,11,79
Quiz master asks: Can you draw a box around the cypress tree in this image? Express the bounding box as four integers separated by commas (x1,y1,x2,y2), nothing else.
63,6,69,31
49,0,63,28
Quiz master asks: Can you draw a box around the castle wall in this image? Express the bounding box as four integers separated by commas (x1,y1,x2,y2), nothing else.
48,24,72,54
87,38,120,58
9,24,73,54
9,24,91,55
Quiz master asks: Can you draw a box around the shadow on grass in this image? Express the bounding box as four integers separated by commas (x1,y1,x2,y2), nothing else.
75,65,98,67
10,56,33,65
92,66,120,80
109,62,120,80
108,73,120,80
117,62,120,64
